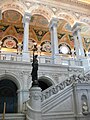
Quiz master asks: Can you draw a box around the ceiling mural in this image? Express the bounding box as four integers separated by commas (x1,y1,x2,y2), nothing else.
0,10,89,56
2,10,22,24
30,15,49,28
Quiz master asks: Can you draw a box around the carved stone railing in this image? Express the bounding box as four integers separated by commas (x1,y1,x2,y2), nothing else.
22,74,90,112
41,74,89,102
23,99,29,113
0,51,83,67
0,52,22,61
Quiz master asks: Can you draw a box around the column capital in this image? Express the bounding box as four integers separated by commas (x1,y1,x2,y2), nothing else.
72,22,81,34
49,17,59,30
22,12,31,23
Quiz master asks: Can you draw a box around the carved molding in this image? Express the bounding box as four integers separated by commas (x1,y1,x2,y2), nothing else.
0,0,90,25
41,74,89,102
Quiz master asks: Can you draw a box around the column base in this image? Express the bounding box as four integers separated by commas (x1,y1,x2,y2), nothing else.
27,87,42,120
81,58,89,72
53,54,61,64
22,51,30,62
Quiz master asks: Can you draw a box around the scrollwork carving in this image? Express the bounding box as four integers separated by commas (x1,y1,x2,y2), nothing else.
41,74,89,102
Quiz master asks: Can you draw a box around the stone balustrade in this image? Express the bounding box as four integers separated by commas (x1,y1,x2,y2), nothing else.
41,74,89,102
22,74,90,112
0,52,83,67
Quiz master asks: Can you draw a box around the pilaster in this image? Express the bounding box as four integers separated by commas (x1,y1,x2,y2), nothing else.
22,12,31,62
27,87,42,120
49,18,59,64
72,22,85,59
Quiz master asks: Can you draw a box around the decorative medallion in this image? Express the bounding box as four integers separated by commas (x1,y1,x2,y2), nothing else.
41,41,51,53
2,36,18,49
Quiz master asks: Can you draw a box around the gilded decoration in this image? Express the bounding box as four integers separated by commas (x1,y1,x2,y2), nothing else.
2,36,18,49
14,26,24,34
58,33,65,39
0,8,89,55
41,41,51,53
30,15,48,28
3,10,22,24
83,37,90,50
33,29,48,41
0,24,9,32
28,39,36,51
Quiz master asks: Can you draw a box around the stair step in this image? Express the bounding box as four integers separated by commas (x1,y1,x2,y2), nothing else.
0,113,26,120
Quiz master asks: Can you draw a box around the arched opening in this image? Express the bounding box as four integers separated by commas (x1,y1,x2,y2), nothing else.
38,77,53,91
0,79,18,113
0,10,23,56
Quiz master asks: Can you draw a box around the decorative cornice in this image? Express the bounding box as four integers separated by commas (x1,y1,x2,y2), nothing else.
45,0,90,9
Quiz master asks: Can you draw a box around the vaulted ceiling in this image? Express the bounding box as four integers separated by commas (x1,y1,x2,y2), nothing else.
0,5,90,53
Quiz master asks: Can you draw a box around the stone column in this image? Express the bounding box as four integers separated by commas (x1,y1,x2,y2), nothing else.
77,28,85,57
17,89,29,113
22,12,31,62
27,87,42,120
17,89,23,112
72,22,85,59
49,18,59,64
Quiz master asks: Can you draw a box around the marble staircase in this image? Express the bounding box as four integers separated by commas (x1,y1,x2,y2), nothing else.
0,113,26,120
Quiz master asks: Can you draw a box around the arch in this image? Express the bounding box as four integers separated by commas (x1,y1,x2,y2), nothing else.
30,5,54,22
1,2,25,16
1,35,18,42
0,73,21,90
59,42,71,49
0,79,18,113
38,76,54,90
57,12,76,26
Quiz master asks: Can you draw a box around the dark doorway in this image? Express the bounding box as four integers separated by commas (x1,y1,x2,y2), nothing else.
0,79,18,113
38,78,53,91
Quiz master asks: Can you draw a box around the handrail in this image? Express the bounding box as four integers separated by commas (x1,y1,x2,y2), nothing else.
2,102,6,120
0,51,83,66
22,74,89,112
41,74,88,102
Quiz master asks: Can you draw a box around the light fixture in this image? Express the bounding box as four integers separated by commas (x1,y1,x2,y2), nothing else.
60,45,69,54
